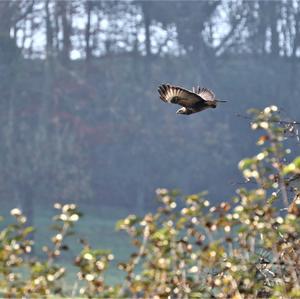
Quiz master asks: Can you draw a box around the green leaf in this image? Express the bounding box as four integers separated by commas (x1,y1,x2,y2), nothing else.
238,158,255,170
293,157,300,168
23,226,35,236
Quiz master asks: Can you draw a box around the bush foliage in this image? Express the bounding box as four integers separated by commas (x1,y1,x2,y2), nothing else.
1,106,300,298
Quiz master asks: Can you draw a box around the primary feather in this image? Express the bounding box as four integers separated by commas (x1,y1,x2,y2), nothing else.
197,87,215,102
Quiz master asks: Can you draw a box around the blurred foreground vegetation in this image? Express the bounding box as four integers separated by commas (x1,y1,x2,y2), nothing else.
1,106,300,297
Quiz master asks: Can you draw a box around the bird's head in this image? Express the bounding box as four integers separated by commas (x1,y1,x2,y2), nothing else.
208,101,217,109
211,99,228,108
176,107,192,115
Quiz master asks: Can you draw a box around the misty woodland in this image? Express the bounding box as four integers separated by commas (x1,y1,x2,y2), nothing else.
1,1,300,298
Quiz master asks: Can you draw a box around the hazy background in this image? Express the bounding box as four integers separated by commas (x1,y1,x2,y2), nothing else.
0,0,300,278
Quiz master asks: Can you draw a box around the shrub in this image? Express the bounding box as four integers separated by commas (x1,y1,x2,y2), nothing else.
0,105,300,298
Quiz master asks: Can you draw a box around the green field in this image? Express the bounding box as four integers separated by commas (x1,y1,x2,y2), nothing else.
1,201,137,286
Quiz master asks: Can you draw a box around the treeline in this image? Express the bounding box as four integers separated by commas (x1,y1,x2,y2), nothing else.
1,1,300,61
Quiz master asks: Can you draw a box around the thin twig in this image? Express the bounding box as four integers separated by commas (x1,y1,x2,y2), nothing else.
118,225,149,297
235,113,300,125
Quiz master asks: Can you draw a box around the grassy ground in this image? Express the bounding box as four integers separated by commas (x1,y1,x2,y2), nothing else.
1,200,137,286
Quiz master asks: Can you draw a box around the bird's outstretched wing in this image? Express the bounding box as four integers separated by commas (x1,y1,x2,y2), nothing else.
158,84,205,108
196,87,216,102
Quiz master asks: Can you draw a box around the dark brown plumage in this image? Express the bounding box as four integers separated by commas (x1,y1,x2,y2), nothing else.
158,84,226,115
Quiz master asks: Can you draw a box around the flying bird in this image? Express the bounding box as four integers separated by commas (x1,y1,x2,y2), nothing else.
158,84,227,115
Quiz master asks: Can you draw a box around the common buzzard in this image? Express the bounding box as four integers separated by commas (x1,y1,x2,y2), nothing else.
158,84,227,115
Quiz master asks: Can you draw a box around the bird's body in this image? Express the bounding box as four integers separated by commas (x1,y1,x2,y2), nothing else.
158,84,226,115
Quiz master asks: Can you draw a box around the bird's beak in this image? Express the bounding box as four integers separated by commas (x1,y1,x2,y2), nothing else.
216,99,228,103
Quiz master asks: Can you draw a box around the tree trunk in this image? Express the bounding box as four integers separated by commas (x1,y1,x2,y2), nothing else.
292,10,300,58
141,2,151,56
269,2,280,56
0,2,12,39
60,1,71,64
289,9,300,105
0,2,18,64
85,1,92,62
45,0,54,59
